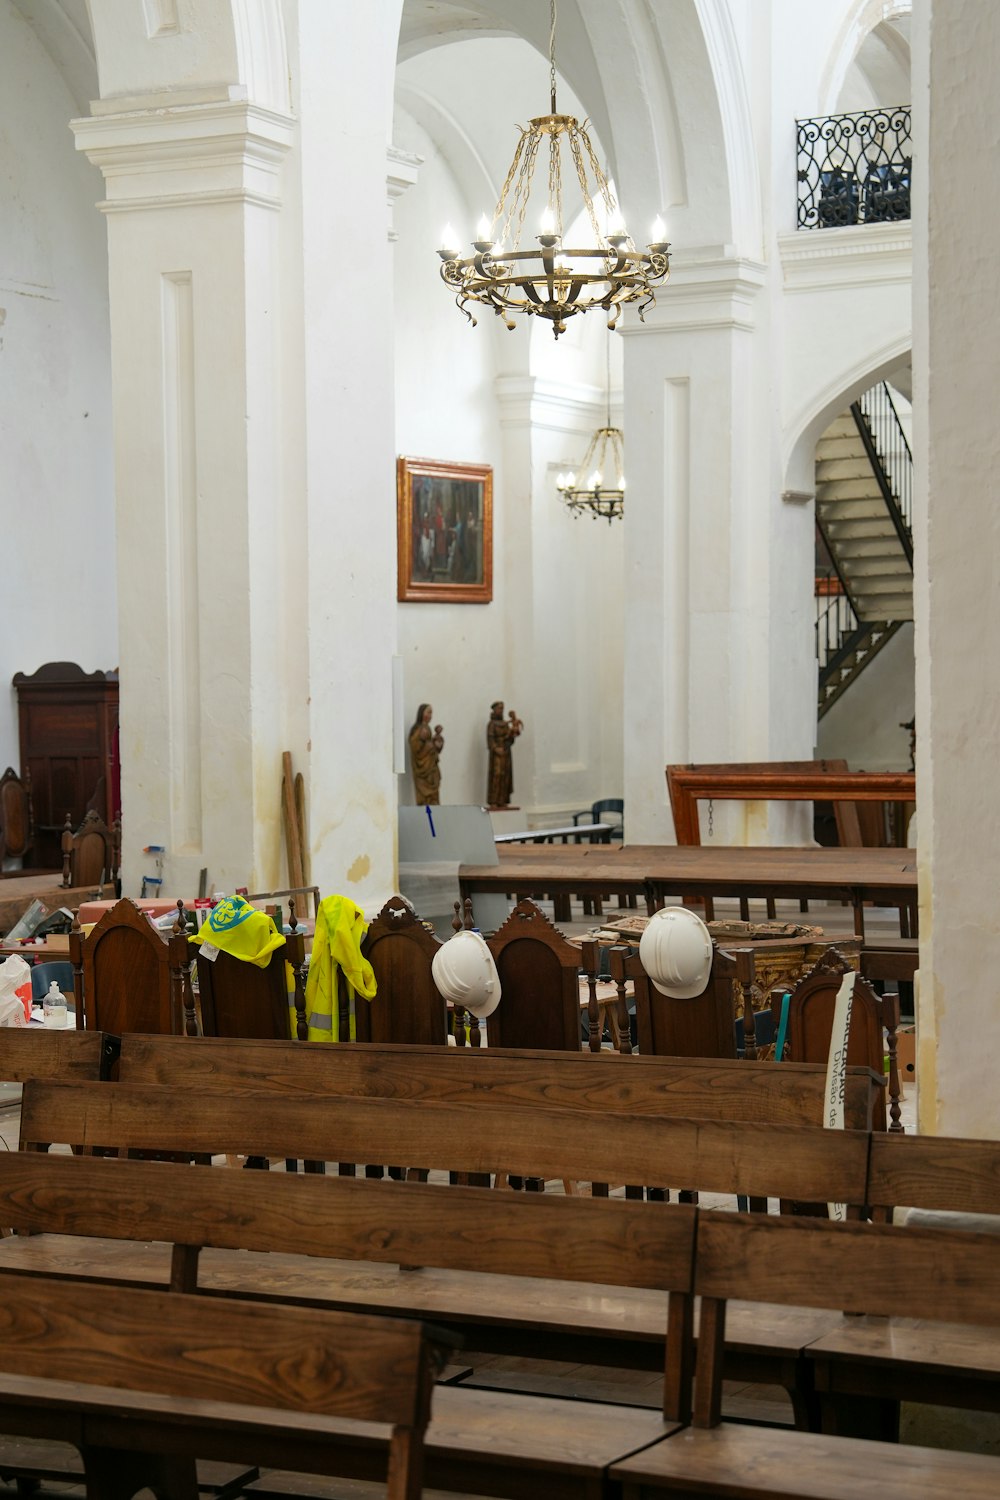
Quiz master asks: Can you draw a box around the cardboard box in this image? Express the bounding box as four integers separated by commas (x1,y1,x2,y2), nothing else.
896,1024,916,1082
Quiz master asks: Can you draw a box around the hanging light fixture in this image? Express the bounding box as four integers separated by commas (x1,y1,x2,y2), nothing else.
556,338,625,522
437,0,670,339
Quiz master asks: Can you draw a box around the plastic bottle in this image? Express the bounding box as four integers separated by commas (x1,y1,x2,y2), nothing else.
42,981,68,1029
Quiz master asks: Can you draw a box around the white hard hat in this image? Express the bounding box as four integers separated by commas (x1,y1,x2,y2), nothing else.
638,906,713,999
431,930,502,1019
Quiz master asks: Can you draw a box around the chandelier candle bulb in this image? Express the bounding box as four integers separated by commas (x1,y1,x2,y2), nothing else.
650,215,667,244
439,224,460,258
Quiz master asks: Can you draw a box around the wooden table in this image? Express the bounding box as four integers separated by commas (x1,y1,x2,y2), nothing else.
459,845,918,938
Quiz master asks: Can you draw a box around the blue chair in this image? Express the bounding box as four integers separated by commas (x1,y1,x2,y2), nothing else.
571,798,624,841
30,961,74,1005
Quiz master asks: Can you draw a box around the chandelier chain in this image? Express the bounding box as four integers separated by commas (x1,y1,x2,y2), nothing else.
549,133,563,237
569,132,605,251
549,0,558,115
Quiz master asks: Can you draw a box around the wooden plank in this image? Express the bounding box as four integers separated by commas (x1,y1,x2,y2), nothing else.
695,1214,1000,1325
868,1132,1000,1214
0,1269,434,1424
294,772,308,885
0,1028,111,1082
282,751,305,892
20,1080,872,1204
611,1422,1000,1498
119,1035,881,1130
0,1153,697,1292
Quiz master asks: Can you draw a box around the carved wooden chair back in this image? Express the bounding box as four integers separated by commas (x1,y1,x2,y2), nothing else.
70,898,190,1045
485,899,583,1051
609,942,758,1061
0,767,34,864
60,809,119,889
358,896,448,1046
779,947,896,1130
197,911,307,1042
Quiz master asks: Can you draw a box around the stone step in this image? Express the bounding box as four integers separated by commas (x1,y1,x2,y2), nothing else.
815,456,875,481
835,557,911,579
815,478,889,503
821,415,857,440
817,499,887,523
833,536,910,560
856,598,913,621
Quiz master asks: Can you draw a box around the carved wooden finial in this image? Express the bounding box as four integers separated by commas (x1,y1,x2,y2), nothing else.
452,900,463,935
172,898,186,937
463,897,475,931
288,896,298,933
60,812,74,889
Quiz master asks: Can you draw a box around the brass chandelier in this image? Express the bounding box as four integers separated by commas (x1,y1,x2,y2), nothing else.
557,339,625,522
437,0,670,339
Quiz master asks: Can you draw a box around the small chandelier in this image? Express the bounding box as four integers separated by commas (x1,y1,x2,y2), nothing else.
557,340,625,522
437,0,670,339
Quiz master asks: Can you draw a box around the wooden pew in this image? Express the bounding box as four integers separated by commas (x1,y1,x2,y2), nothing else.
117,1033,883,1130
14,1079,870,1425
611,1213,1000,1499
0,1151,695,1499
0,1262,452,1500
798,1131,1000,1431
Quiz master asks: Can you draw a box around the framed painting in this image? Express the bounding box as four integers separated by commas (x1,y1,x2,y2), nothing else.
396,455,493,604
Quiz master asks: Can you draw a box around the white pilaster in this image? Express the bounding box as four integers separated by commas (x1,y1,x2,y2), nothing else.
293,0,403,911
912,0,1000,1136
620,249,813,845
73,99,295,897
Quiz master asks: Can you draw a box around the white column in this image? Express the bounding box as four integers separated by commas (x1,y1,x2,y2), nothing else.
912,0,1000,1136
73,100,295,898
620,250,814,845
293,0,403,910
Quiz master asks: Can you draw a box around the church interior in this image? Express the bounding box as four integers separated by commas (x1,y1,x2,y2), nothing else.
0,0,998,1494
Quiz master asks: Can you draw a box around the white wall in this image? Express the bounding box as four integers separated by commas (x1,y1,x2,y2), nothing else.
392,103,510,810
817,622,914,769
0,1,115,773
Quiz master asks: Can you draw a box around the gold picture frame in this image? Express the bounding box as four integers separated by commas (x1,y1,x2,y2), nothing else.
396,456,493,604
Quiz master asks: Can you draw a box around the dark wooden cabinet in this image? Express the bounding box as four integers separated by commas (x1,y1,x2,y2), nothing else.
14,663,120,869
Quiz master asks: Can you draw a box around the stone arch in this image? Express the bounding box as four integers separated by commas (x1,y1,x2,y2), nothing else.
783,335,911,496
85,0,288,111
820,0,911,115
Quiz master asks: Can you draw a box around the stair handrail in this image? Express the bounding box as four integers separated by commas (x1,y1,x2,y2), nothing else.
815,569,858,674
851,383,913,567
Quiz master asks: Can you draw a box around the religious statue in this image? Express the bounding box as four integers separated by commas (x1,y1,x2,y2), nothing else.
486,701,523,808
409,704,444,806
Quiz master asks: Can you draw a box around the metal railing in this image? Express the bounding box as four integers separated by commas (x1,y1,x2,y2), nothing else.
797,107,911,230
815,571,857,673
855,381,913,546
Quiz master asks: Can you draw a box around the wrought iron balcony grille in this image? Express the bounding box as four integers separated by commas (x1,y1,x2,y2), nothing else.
797,107,911,230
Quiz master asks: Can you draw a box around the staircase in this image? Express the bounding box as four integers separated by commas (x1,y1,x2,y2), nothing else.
815,382,913,717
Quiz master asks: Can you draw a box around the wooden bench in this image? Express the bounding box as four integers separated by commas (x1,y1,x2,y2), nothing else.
117,1033,884,1131
611,1211,1000,1499
0,1261,452,1500
0,1150,695,1499
14,1078,872,1426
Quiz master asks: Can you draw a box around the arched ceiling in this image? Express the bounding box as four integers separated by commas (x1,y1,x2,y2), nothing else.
10,0,96,110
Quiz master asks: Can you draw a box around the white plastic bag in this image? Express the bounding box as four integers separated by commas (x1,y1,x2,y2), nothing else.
0,956,32,1027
